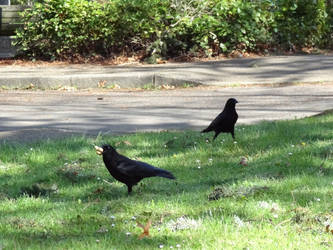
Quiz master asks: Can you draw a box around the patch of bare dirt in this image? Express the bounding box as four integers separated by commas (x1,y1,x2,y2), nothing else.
1,48,332,67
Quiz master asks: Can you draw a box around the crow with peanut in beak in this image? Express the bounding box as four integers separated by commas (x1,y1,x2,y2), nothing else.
95,144,175,194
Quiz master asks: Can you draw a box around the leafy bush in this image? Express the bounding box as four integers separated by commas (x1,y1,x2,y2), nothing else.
187,0,275,55
272,0,330,48
325,0,333,47
13,0,333,61
104,0,171,58
14,0,106,59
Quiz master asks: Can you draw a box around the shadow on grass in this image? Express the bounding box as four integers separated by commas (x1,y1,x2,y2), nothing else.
1,115,332,197
1,114,333,247
2,228,184,249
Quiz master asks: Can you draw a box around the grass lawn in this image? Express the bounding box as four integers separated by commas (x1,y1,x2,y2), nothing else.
0,113,332,249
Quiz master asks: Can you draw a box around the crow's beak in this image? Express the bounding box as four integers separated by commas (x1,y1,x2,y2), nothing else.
95,145,104,155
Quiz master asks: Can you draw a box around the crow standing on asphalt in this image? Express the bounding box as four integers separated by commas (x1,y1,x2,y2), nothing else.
201,98,238,140
95,144,175,194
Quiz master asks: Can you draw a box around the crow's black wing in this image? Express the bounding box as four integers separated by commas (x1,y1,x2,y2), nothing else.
233,112,238,124
116,156,161,178
203,111,226,131
133,160,175,179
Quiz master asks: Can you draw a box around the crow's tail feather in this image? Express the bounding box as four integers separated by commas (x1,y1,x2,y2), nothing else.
156,169,175,179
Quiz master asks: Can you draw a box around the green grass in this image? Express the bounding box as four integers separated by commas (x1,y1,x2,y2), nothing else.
0,113,333,249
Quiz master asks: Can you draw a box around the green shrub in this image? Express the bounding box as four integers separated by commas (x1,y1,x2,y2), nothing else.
15,0,106,59
13,0,333,61
141,0,275,60
272,0,329,48
187,0,274,54
325,0,333,47
105,0,171,57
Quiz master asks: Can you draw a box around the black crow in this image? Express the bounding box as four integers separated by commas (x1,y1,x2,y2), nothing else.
201,98,238,140
95,144,175,194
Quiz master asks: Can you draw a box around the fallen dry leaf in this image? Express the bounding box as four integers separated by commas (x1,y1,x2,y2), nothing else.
97,226,108,233
161,84,175,90
93,188,104,194
25,83,35,89
239,157,248,166
137,219,152,239
326,225,333,234
115,140,132,146
57,86,76,91
111,84,121,89
98,80,106,88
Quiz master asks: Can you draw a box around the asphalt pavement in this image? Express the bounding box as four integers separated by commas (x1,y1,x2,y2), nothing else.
1,84,333,143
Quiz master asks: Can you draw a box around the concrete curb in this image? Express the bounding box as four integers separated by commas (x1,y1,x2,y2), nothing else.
0,72,202,89
1,55,333,89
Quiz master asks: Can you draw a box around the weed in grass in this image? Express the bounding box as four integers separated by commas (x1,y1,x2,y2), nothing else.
20,183,58,197
208,185,269,201
142,83,157,90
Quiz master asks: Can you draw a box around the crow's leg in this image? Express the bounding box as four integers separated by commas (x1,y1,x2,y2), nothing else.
231,130,235,140
127,185,133,194
213,132,219,141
